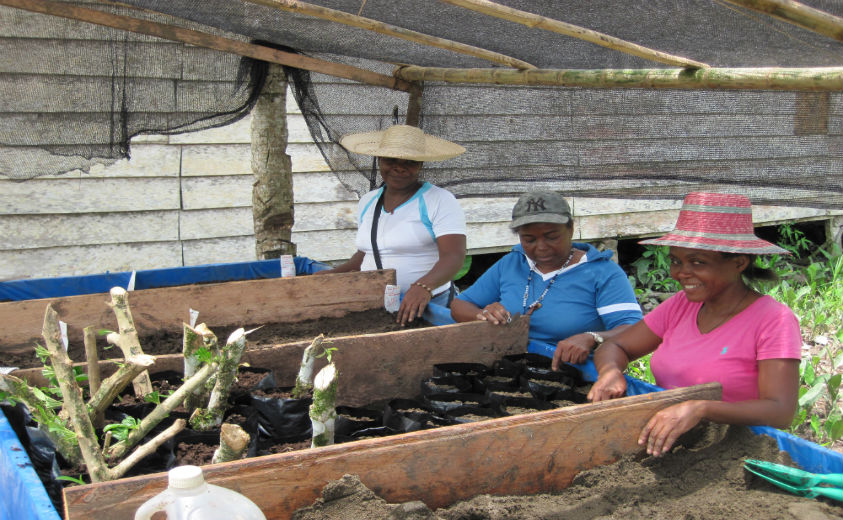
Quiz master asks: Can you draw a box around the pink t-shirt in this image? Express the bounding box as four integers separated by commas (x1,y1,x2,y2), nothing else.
644,292,801,402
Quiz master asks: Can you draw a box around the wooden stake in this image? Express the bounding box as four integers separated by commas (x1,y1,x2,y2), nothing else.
242,0,536,70
42,305,111,482
310,362,338,448
83,326,104,428
87,355,156,420
440,0,710,69
190,328,248,431
0,0,412,92
107,419,186,481
212,423,251,464
107,287,153,396
393,65,843,91
293,334,326,399
722,0,843,41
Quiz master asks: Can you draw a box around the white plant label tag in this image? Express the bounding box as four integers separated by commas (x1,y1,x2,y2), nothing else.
189,308,199,328
127,270,136,291
280,255,296,278
59,320,69,351
0,367,19,375
384,284,400,313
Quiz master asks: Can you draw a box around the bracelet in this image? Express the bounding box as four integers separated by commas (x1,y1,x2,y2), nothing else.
412,282,433,296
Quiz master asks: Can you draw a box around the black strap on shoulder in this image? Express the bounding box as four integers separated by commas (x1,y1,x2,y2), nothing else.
370,190,385,270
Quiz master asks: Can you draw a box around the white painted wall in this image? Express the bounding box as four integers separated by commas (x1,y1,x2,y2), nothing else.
1,90,839,281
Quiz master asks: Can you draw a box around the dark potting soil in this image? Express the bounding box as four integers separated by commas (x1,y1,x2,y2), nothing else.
291,425,843,520
1,308,427,369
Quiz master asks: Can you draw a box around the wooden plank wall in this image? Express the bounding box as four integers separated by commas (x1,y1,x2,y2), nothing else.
1,15,840,280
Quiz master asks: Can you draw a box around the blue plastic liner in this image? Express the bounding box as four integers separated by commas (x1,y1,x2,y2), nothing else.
0,409,61,520
527,338,843,475
0,257,330,302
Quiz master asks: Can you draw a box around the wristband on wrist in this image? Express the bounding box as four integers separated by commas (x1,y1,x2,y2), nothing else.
412,282,433,296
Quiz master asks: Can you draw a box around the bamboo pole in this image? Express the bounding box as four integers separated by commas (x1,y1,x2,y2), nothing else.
439,0,710,69
0,0,413,92
242,0,536,70
393,65,843,91
721,0,843,42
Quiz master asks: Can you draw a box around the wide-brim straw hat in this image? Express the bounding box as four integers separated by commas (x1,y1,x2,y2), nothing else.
339,124,465,162
639,192,789,255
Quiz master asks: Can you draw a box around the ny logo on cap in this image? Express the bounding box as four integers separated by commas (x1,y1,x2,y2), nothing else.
526,198,546,212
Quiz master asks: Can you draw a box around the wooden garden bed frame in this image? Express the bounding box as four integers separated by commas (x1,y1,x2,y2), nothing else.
3,269,721,519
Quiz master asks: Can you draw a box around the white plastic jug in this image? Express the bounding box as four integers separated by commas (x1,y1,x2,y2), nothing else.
134,465,267,520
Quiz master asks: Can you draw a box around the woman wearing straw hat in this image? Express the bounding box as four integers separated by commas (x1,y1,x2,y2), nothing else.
587,192,801,457
451,190,643,363
315,125,467,326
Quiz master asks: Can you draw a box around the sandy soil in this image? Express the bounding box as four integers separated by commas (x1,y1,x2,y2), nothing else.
292,424,843,520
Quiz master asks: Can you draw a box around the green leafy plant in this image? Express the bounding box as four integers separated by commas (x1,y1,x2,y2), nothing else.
57,474,87,485
143,390,173,405
103,416,142,442
628,245,680,295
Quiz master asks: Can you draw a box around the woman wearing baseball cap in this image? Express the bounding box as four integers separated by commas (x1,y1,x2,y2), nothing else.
451,190,644,366
588,192,801,457
315,125,467,326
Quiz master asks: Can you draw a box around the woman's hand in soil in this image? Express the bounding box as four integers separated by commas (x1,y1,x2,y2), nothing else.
553,333,593,367
397,284,431,325
638,400,705,457
476,303,511,325
587,368,626,402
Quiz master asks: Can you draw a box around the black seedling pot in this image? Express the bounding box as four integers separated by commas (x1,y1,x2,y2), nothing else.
444,406,502,424
519,372,576,401
423,392,502,416
500,396,557,416
420,375,473,395
335,405,383,437
249,390,312,442
383,398,452,433
432,362,489,379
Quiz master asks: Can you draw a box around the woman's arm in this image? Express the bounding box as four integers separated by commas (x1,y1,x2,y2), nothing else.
313,251,365,275
397,234,466,325
587,321,663,401
552,323,634,368
638,358,799,456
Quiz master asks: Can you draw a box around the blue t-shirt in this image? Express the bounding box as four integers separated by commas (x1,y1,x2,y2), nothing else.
457,243,642,344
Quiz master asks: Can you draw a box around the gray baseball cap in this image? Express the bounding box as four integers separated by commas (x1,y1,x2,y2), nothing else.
510,191,572,229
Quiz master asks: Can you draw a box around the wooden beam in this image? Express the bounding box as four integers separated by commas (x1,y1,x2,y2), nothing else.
0,0,413,92
63,382,722,519
405,82,424,127
439,0,711,69
242,0,536,70
393,65,843,91
721,0,843,42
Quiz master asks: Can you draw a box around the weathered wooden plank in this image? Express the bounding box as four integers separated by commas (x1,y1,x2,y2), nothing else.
0,5,172,41
62,382,722,520
181,235,256,266
13,317,529,401
0,210,179,250
292,172,358,203
168,112,314,145
179,208,253,240
292,201,358,232
0,242,182,283
179,142,332,178
0,177,180,214
0,270,395,352
180,175,252,209
290,229,358,262
0,144,179,180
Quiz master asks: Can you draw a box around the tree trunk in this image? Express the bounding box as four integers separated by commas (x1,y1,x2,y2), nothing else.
252,62,296,260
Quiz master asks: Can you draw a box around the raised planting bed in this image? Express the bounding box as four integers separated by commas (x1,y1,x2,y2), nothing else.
0,269,395,357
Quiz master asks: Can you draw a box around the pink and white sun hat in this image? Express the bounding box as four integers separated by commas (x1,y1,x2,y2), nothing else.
639,192,788,255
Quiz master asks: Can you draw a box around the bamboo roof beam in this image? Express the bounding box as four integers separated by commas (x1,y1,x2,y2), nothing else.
1,0,415,92
439,0,711,70
394,65,843,92
721,0,843,42
241,0,536,70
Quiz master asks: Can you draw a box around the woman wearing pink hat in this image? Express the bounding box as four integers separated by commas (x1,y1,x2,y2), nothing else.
587,192,801,457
